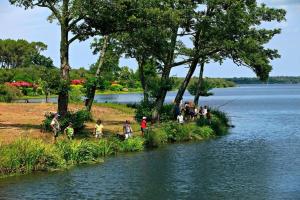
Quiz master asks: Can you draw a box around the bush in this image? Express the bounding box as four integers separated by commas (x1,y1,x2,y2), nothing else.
0,139,65,175
69,85,84,103
109,84,123,91
196,108,230,136
21,87,35,96
145,128,168,147
210,108,230,126
41,110,92,135
96,139,117,157
135,101,175,122
118,137,145,152
163,122,191,142
0,84,22,102
190,125,215,139
135,100,154,122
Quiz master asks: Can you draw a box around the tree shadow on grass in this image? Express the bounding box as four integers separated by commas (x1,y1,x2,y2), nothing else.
0,123,41,130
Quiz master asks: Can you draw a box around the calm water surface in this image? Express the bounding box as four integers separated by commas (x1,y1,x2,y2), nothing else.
1,84,300,200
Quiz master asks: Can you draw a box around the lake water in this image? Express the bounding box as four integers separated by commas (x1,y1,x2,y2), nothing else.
1,84,300,199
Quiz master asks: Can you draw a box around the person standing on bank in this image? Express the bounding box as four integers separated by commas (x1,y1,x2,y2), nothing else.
177,112,184,125
141,117,147,136
123,120,133,139
95,119,104,138
50,113,60,142
64,122,74,140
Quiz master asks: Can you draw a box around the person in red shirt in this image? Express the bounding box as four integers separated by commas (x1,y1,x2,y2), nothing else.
140,117,147,136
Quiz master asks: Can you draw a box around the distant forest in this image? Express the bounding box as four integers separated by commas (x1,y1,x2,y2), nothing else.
225,77,300,84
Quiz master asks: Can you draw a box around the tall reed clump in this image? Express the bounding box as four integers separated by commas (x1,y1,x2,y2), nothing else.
0,137,148,177
118,137,145,152
0,138,65,176
144,122,216,148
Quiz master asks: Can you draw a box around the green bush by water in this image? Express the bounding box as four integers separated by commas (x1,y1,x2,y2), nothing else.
41,110,92,135
0,137,146,178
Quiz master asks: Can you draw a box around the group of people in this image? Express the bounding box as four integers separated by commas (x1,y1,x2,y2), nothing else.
176,101,211,124
50,113,148,141
49,101,210,141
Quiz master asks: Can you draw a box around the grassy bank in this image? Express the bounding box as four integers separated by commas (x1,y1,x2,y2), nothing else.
0,102,230,178
0,113,229,178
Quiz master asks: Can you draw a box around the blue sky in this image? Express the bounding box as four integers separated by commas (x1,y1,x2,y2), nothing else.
0,0,299,77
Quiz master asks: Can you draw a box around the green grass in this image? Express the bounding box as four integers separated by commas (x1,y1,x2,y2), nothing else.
0,108,230,178
95,103,135,115
0,136,145,178
95,89,143,95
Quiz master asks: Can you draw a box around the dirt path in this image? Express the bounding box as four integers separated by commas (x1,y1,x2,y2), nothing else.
0,103,136,144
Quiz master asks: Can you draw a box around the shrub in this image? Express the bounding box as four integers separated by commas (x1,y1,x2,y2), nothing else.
160,104,174,121
163,122,191,142
0,84,22,102
69,85,84,103
135,100,154,122
135,101,175,122
70,140,99,164
41,110,92,135
196,112,229,136
210,116,228,136
109,84,123,91
190,125,215,139
210,108,230,126
118,137,145,152
0,139,65,175
96,139,117,157
145,128,168,147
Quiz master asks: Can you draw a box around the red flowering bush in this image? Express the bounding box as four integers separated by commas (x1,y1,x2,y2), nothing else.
71,79,85,85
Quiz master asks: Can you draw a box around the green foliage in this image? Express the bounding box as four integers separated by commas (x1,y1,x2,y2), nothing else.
163,123,191,142
96,139,117,157
0,84,22,102
41,110,92,134
135,101,174,122
97,103,135,115
118,137,145,152
0,39,53,69
109,84,123,91
69,85,84,103
0,138,65,175
226,76,300,84
196,109,230,136
145,128,168,148
135,100,154,122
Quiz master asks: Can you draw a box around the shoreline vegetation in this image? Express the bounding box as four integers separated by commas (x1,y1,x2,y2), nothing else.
0,103,230,179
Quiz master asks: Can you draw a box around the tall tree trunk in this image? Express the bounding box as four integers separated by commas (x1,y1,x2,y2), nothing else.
137,57,149,102
152,27,178,121
174,57,199,106
85,35,109,111
45,91,49,103
194,62,205,106
57,12,70,117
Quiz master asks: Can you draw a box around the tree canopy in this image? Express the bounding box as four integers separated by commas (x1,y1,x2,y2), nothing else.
0,39,54,69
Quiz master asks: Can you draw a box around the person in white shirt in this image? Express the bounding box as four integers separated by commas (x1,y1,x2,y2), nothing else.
50,113,60,142
203,106,208,117
177,113,184,124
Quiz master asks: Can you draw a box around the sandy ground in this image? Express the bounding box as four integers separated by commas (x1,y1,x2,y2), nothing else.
0,103,136,144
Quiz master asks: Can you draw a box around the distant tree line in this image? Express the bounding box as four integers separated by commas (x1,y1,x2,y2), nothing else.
226,77,300,84
0,39,54,69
